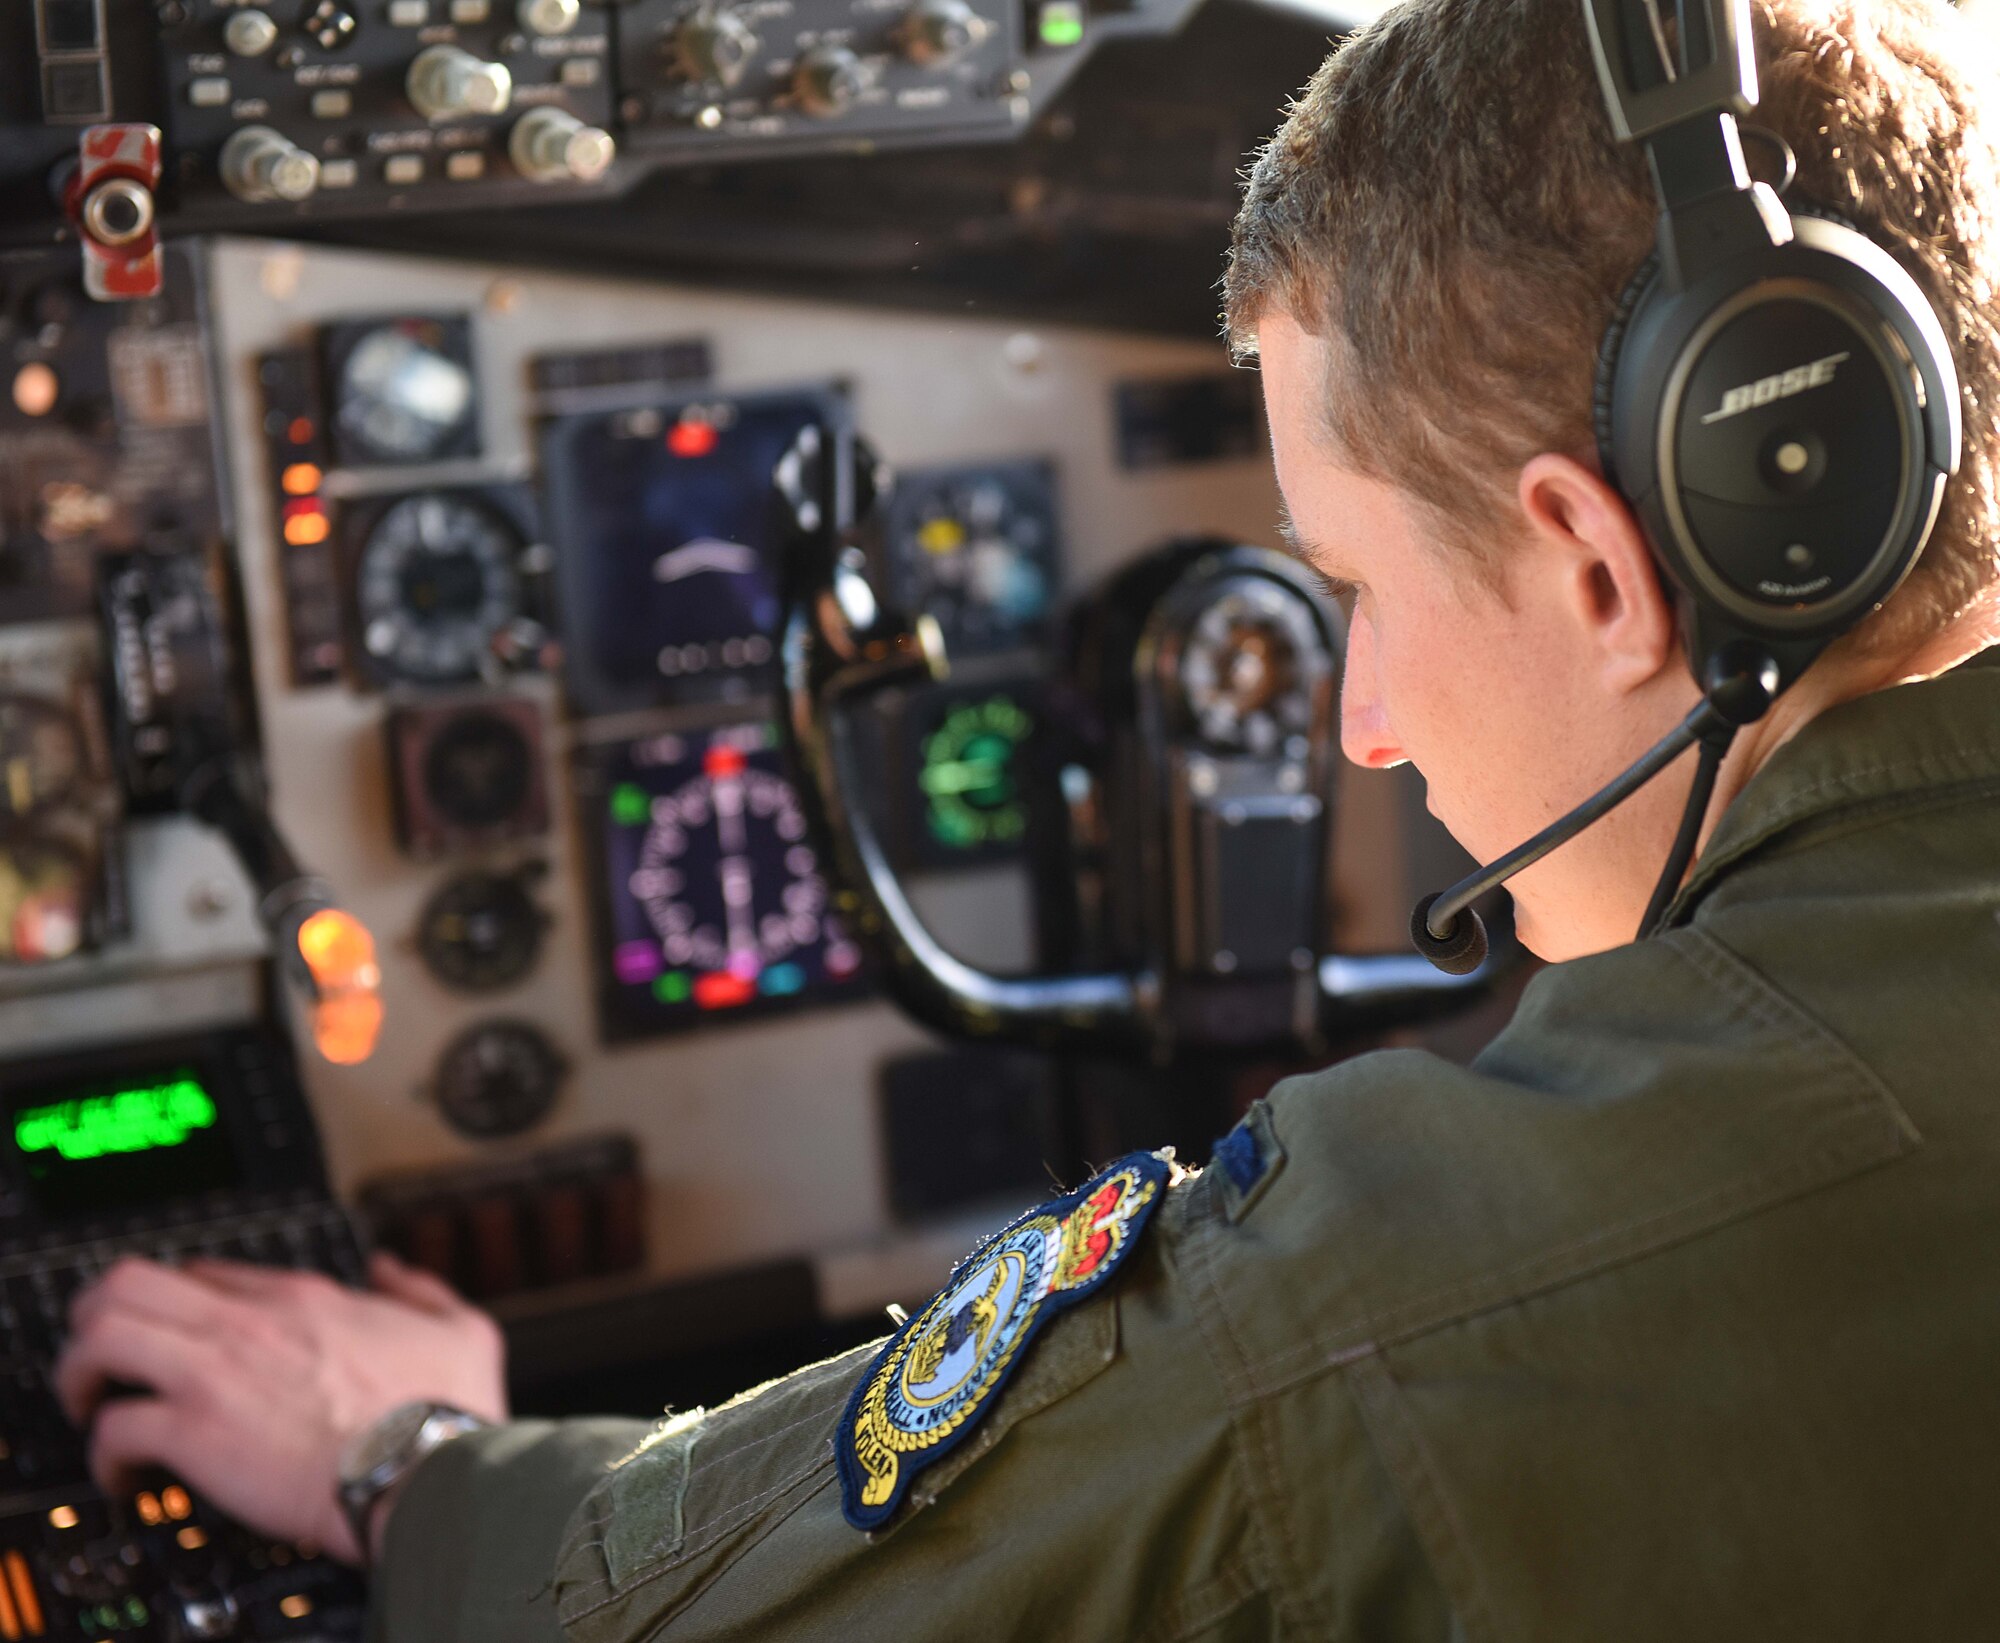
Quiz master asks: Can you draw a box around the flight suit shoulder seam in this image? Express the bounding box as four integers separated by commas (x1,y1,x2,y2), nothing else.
1154,1553,1268,1641
1344,1354,1505,1643
1177,1191,1339,1639
1676,925,1917,1137
1680,754,2000,914
555,1461,836,1623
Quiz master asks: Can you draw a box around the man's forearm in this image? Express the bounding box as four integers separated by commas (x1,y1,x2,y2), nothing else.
368,1418,656,1643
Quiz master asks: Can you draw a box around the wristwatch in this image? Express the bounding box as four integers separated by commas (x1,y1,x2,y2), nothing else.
337,1401,492,1563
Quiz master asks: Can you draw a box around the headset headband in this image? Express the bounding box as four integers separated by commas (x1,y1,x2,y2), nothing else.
1584,0,1793,290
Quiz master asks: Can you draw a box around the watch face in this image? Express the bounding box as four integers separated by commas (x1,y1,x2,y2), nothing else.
341,1400,438,1486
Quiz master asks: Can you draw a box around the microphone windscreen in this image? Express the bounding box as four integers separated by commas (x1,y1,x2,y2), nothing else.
1410,893,1488,976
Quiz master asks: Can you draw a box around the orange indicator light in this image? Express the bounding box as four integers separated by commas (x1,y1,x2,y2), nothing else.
160,1486,192,1521
44,1509,76,1532
283,512,332,548
175,1527,207,1551
280,463,322,496
135,1493,162,1526
297,908,384,1065
0,1554,18,1641
279,1595,313,1620
4,1550,42,1637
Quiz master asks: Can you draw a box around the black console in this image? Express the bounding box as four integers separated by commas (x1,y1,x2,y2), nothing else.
0,1029,367,1642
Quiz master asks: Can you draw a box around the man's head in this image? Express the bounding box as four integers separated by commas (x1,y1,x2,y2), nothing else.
1230,0,2000,959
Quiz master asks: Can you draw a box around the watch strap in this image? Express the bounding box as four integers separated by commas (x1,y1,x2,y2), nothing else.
338,1401,491,1565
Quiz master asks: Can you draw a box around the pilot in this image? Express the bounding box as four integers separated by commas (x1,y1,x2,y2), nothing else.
51,0,2000,1635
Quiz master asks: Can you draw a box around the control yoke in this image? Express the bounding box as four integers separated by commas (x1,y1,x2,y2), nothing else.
781,491,1506,1063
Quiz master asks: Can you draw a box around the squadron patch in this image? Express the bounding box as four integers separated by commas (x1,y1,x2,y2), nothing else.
836,1150,1169,1530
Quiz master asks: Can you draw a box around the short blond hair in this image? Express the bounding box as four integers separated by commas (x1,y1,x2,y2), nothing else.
1226,0,2000,654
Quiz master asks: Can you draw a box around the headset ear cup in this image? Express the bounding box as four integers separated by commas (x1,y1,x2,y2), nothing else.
1593,251,1658,490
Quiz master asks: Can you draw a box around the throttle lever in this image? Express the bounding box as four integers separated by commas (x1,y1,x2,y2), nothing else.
98,550,382,1064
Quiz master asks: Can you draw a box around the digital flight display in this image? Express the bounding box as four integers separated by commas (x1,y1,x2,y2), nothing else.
909,686,1037,865
7,1067,242,1219
541,390,838,713
584,720,867,1040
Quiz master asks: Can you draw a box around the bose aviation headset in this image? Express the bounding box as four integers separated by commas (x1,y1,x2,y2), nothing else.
1410,0,1963,973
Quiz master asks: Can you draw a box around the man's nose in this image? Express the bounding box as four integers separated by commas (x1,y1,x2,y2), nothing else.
1338,615,1406,770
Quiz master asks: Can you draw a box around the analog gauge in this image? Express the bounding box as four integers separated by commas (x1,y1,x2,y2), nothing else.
0,695,82,822
416,869,546,993
433,1020,565,1139
916,691,1034,855
354,491,522,684
419,708,536,832
330,318,478,466
888,462,1058,656
1176,578,1326,756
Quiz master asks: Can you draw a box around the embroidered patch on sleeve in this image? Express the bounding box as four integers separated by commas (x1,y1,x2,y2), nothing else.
835,1150,1169,1531
1212,1102,1285,1222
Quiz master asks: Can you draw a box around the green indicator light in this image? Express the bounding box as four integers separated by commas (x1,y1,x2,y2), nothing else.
653,971,693,1004
14,1077,219,1163
1038,1,1085,47
610,783,652,827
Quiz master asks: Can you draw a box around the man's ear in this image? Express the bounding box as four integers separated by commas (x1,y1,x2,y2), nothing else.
1517,452,1678,696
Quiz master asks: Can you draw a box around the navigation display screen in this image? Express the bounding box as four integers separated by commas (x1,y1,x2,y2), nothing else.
541,390,838,713
7,1066,241,1220
581,719,867,1040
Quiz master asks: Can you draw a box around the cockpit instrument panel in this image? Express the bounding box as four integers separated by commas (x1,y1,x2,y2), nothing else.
0,243,223,626
578,718,866,1041
541,387,837,711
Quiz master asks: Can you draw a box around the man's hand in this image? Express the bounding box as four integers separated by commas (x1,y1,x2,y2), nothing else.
53,1250,508,1565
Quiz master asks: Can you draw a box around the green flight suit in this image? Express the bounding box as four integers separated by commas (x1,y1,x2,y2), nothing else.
371,661,2000,1640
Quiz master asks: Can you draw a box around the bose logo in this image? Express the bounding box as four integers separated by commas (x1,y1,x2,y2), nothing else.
1701,352,1851,425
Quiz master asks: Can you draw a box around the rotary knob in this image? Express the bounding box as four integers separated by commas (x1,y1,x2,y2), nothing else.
223,7,279,55
219,126,321,203
518,0,580,33
900,0,987,64
510,107,617,182
674,10,760,89
792,45,868,116
407,44,514,120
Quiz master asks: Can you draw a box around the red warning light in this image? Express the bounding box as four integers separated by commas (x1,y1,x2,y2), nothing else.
666,420,720,459
694,971,757,1010
704,744,747,778
287,417,316,447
